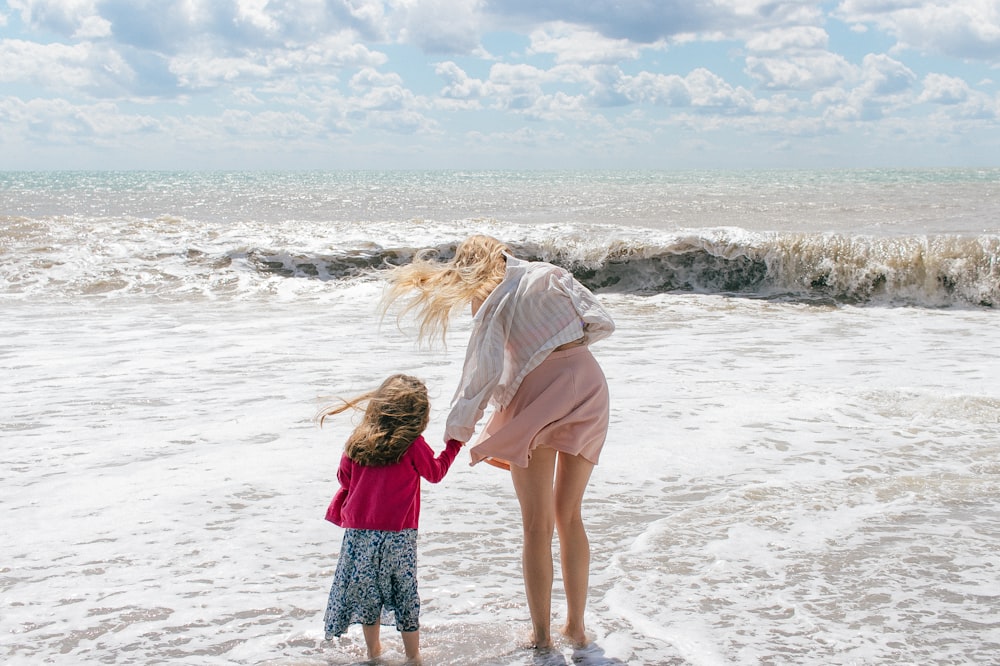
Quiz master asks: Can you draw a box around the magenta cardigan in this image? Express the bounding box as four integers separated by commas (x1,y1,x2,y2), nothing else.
325,436,463,531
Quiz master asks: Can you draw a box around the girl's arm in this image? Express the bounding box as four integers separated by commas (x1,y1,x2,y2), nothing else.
325,454,353,525
336,453,352,486
409,436,463,483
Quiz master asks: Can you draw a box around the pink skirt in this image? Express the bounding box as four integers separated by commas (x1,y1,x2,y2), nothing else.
468,346,610,469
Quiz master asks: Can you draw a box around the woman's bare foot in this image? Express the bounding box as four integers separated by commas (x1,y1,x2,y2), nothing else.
560,624,590,648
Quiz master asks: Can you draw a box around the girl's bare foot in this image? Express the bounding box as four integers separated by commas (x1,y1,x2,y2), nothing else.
522,633,553,651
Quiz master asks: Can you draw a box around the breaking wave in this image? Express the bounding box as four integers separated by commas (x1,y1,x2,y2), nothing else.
2,216,997,307
248,231,999,307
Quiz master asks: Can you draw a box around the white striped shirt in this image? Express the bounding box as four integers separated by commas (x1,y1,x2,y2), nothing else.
444,256,615,443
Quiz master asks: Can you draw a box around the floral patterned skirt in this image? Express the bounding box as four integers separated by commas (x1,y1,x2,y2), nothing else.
323,528,420,639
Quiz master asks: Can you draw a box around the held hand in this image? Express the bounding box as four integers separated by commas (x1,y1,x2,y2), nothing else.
446,438,465,448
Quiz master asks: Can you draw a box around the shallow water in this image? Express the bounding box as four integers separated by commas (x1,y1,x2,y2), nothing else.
2,170,999,664
3,285,998,665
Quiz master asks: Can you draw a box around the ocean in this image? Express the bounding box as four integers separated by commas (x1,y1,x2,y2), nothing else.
1,170,998,665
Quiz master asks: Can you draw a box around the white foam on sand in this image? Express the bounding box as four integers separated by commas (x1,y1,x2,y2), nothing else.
2,284,999,665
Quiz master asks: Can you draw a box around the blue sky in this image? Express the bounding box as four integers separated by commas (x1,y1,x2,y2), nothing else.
1,0,999,170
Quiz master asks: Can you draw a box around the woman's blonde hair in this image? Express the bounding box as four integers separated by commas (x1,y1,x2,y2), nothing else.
380,234,511,343
318,374,430,467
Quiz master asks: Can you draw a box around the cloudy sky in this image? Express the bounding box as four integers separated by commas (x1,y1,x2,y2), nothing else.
2,0,1000,170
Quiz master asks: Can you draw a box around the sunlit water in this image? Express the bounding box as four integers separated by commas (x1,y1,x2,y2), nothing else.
2,170,999,665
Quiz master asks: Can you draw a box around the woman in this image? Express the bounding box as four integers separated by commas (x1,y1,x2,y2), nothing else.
381,234,614,650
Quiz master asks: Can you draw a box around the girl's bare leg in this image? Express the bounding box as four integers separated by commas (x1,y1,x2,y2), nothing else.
361,624,382,660
510,447,558,649
554,452,595,646
401,629,421,664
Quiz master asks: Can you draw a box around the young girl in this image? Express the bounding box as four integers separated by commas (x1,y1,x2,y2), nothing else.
319,373,463,664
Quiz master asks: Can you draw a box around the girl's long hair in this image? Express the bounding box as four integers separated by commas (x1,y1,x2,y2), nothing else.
380,234,510,344
318,374,430,467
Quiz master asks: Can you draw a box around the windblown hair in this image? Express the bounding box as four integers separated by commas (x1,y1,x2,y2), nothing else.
318,374,430,467
380,234,511,344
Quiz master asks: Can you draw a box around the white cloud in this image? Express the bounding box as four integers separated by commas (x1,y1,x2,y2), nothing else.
919,73,970,105
357,83,409,110
610,67,758,113
435,58,761,117
351,67,404,89
73,14,111,38
822,53,917,121
346,0,389,31
366,108,439,133
617,70,691,106
168,34,386,90
217,108,322,139
465,125,567,148
518,90,588,121
436,61,489,98
2,0,999,167
528,22,646,64
391,0,485,54
274,34,388,69
746,52,856,90
953,93,999,121
745,26,829,53
686,67,756,111
7,0,102,36
0,39,134,94
835,0,1000,61
486,0,825,43
0,96,161,143
915,74,998,121
169,52,271,89
235,0,282,36
743,26,856,91
751,92,806,115
485,61,548,83
346,67,437,129
859,53,916,97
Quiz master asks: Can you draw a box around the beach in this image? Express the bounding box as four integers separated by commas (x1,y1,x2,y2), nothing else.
2,170,999,665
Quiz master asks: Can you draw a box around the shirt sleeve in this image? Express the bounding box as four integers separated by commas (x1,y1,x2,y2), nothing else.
553,268,615,344
408,435,463,483
444,286,512,442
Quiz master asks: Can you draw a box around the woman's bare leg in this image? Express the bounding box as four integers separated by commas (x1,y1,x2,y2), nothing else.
510,447,558,648
361,624,382,660
554,452,595,646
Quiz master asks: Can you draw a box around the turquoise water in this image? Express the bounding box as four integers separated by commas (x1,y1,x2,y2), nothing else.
3,168,999,233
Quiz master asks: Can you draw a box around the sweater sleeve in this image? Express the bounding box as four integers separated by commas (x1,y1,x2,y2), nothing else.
409,436,463,484
325,454,353,526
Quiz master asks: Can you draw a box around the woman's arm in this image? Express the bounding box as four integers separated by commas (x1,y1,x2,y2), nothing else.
444,290,510,442
554,269,615,343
